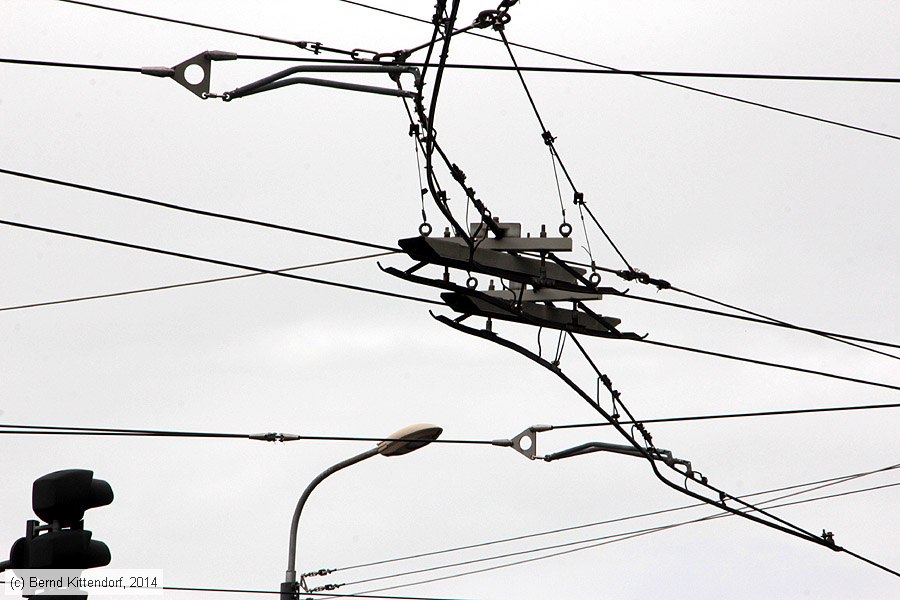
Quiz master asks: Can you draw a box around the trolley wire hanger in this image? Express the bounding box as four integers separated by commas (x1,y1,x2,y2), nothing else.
432,313,852,556
141,50,421,100
499,424,694,474
387,219,642,340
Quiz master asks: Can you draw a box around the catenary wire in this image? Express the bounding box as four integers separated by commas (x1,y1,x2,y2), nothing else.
21,7,900,87
606,289,900,354
495,25,634,272
552,401,900,429
336,0,900,142
338,481,900,588
438,317,885,573
564,329,825,540
631,337,900,392
0,218,440,306
0,251,393,313
668,282,900,359
230,57,900,83
0,57,141,72
16,47,899,84
0,423,501,446
12,213,882,392
54,0,352,54
520,252,900,351
325,461,900,573
159,586,471,600
21,0,892,588
4,400,898,440
0,168,395,252
12,164,894,360
340,480,900,596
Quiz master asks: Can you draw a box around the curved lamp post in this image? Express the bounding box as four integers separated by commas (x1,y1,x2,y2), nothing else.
280,423,443,600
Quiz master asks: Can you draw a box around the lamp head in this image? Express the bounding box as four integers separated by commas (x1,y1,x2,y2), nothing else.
377,424,442,457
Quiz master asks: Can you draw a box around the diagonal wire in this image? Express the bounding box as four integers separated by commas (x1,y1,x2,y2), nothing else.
631,337,900,392
0,218,440,306
521,254,900,351
0,252,393,312
0,423,501,446
552,401,900,429
495,25,635,272
0,167,395,252
328,461,900,573
159,586,470,599
337,481,900,595
54,0,353,55
337,0,900,142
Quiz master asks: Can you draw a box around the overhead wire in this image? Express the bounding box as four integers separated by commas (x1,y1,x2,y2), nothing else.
339,480,900,596
0,251,393,313
336,0,900,142
6,1,900,592
493,18,635,273
14,164,894,368
435,316,892,577
0,218,441,307
0,57,141,72
0,423,501,446
522,253,900,352
10,55,900,85
8,33,891,387
0,168,395,252
552,401,900,429
665,283,900,360
607,289,900,356
630,337,900,392
322,461,900,574
19,0,892,584
54,0,355,55
158,586,470,600
232,58,900,83
5,401,896,441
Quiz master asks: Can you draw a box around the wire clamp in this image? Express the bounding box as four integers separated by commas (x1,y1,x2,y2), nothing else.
294,41,323,54
308,583,342,593
474,9,511,30
615,268,671,290
301,568,335,578
374,49,413,63
541,130,557,146
249,432,299,442
350,48,378,61
821,530,837,547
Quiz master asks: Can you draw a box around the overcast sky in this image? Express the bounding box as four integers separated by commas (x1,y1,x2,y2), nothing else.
1,1,898,599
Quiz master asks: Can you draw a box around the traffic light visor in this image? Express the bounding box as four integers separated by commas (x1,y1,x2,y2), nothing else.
32,469,113,526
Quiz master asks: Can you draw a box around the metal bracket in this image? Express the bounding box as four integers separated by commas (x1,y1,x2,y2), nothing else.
505,425,552,460
172,52,213,98
143,51,237,98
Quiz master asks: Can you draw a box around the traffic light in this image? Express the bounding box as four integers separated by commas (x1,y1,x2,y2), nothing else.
5,469,113,571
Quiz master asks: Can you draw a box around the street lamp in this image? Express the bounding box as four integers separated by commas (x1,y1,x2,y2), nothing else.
280,423,443,600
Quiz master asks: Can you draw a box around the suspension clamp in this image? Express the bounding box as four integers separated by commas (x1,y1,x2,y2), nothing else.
474,9,511,30
309,583,342,593
301,568,335,578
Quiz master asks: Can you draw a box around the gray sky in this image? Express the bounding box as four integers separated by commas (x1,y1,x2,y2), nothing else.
1,1,898,599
